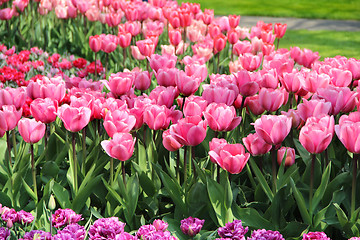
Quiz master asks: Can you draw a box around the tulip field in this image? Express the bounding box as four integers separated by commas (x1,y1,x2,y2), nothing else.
0,0,360,239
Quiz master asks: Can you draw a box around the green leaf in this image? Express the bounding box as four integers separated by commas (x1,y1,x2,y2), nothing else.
22,178,37,202
313,203,331,229
0,191,12,207
232,204,273,230
132,162,156,196
123,175,140,227
334,203,348,227
52,181,71,209
206,177,233,226
311,162,331,213
290,178,312,225
102,177,125,205
72,174,102,213
277,164,298,190
249,158,274,201
294,139,311,163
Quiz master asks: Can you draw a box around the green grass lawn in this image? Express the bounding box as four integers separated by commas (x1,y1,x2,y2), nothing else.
281,30,360,59
179,0,360,20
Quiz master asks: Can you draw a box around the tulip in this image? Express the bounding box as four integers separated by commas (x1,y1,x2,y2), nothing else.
169,116,207,147
106,72,134,97
274,23,287,39
118,32,132,49
290,47,320,68
236,70,260,97
103,110,136,137
239,53,262,71
162,129,183,152
57,105,91,133
175,70,202,97
0,105,23,132
209,138,228,163
233,40,252,56
155,68,178,87
30,98,58,124
302,71,330,93
101,133,136,161
242,133,272,156
277,147,295,166
180,217,204,237
228,14,240,28
27,77,66,102
136,39,155,58
0,87,26,110
297,99,331,122
149,86,178,108
209,143,250,174
134,71,152,91
258,88,287,112
254,115,292,146
213,34,227,55
245,95,266,115
101,34,118,53
202,84,237,106
130,46,146,60
203,103,241,132
148,54,177,73
182,95,208,117
185,63,208,83
143,104,172,131
18,118,46,144
168,28,182,47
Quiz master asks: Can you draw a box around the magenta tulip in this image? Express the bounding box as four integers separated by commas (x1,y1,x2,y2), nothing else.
18,118,46,144
57,105,91,132
155,68,178,87
101,133,136,161
134,71,152,91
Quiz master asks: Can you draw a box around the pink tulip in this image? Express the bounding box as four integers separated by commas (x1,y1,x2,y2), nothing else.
175,70,202,97
136,39,155,57
169,116,207,146
179,8,193,28
100,34,118,53
262,43,275,56
259,69,278,89
297,99,331,121
209,143,250,174
228,14,240,28
203,103,241,132
143,104,173,131
347,58,360,80
149,86,178,108
274,23,287,39
0,105,23,132
130,46,146,60
0,8,14,20
155,68,178,87
27,77,66,102
233,40,252,56
134,71,152,91
149,54,177,73
313,86,357,115
101,133,135,161
106,72,134,97
202,9,214,25
202,84,237,106
236,70,260,97
277,147,295,166
163,129,183,152
0,87,26,110
328,68,352,87
118,32,132,49
185,63,208,83
182,95,208,117
258,88,286,112
30,98,58,124
209,138,228,163
299,115,334,154
245,95,266,115
253,115,292,146
105,12,123,27
280,71,305,93
335,112,360,153
281,109,301,128
302,71,330,93
57,105,91,132
18,118,46,144
103,110,136,137
290,47,320,68
213,34,227,55
168,28,182,47
125,21,141,37
239,53,263,71
242,132,272,156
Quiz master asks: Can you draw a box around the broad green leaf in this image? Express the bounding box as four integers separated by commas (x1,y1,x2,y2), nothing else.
102,177,125,206
206,177,233,226
0,191,12,207
294,139,311,163
72,174,102,212
290,178,312,225
311,162,331,214
249,158,274,201
277,164,298,190
132,162,156,196
313,203,331,229
334,203,348,227
232,204,273,230
52,181,71,209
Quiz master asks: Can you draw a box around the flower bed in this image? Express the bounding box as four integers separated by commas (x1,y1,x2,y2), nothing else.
0,0,360,239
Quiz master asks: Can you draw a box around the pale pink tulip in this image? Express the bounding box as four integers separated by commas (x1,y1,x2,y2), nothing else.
57,105,91,132
103,110,136,137
242,132,272,156
30,98,58,124
18,118,46,144
101,133,135,161
204,103,241,132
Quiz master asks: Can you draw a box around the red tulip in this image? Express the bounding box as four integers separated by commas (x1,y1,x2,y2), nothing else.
274,23,287,39
18,118,46,144
57,105,91,132
254,115,292,146
213,34,227,55
299,115,334,154
30,98,58,124
101,133,136,161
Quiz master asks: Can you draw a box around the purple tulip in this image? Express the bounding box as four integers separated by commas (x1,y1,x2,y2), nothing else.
180,216,205,237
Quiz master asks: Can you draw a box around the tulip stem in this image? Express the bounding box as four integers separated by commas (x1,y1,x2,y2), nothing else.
276,38,280,50
12,130,17,159
122,161,126,187
271,146,277,194
30,144,38,203
217,52,220,73
351,154,358,218
6,131,12,168
94,52,97,81
184,146,188,185
309,154,316,215
110,157,114,186
177,150,180,183
123,47,127,68
82,127,87,174
72,132,78,194
192,146,197,180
